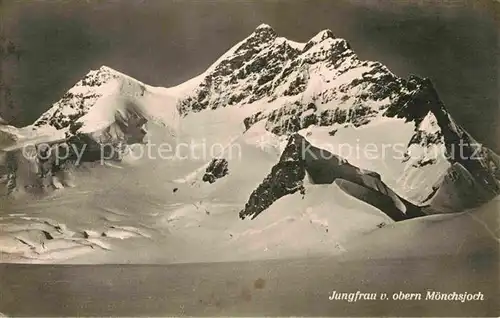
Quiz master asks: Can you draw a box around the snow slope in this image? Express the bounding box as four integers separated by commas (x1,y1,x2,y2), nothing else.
341,195,500,260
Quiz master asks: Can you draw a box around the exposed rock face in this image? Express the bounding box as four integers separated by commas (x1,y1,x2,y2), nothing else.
3,151,17,194
240,134,306,219
203,158,229,184
240,133,424,221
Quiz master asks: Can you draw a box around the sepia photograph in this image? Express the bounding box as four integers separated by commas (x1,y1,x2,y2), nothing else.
0,0,499,316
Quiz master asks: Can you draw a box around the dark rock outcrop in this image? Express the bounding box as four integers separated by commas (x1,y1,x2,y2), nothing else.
203,158,229,184
239,134,306,219
240,133,424,221
243,100,378,137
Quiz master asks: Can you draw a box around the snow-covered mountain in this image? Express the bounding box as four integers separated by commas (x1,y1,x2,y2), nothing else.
0,24,498,263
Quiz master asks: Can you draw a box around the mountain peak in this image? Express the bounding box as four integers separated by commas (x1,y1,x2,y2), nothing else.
249,23,277,40
305,29,338,47
312,29,335,41
255,23,274,31
32,64,149,130
302,29,351,54
95,65,130,78
98,65,118,73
